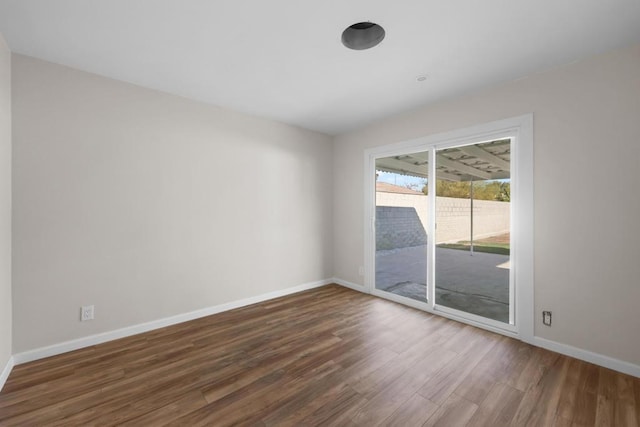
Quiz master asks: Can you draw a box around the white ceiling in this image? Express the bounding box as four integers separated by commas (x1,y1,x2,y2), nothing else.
1,1,639,135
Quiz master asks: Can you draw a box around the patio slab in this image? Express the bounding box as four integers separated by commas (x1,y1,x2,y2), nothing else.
375,245,510,323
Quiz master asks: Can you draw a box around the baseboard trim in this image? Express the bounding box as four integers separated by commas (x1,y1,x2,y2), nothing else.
333,277,639,378
11,279,639,379
532,336,640,378
332,277,368,293
0,356,14,392
13,278,332,365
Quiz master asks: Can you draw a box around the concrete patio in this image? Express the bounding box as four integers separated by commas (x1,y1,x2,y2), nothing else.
375,245,510,323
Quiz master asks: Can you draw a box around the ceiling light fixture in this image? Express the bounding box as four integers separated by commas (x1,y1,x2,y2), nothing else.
341,22,385,50
416,74,429,82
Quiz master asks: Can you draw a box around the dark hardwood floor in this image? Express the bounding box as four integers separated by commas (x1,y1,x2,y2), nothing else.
1,285,639,426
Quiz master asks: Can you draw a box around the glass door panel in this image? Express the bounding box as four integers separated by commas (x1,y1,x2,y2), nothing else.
434,139,512,323
374,152,429,303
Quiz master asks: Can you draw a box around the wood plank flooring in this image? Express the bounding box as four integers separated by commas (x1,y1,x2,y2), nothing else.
1,285,639,426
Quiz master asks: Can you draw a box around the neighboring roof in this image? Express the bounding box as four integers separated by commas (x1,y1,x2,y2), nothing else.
376,182,424,195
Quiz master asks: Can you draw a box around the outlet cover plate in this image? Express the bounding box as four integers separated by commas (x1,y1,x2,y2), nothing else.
81,305,95,321
542,310,552,326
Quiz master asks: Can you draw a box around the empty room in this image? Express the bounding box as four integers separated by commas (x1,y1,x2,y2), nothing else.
1,1,640,425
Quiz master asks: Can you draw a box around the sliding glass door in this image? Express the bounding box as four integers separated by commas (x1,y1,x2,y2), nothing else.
369,136,517,330
374,152,429,304
434,139,513,325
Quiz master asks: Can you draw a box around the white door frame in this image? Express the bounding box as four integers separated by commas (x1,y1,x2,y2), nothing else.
363,114,534,341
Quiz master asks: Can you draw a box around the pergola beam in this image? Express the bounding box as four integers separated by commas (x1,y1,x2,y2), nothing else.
459,145,511,172
376,157,427,178
435,171,464,181
436,154,492,180
376,157,463,181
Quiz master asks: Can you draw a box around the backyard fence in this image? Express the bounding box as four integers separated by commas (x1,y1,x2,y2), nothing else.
376,191,510,250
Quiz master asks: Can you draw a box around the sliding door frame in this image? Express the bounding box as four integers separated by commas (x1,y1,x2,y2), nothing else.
364,114,533,341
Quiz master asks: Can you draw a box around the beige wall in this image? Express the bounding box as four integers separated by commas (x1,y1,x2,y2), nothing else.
7,43,640,370
0,34,11,370
12,54,334,353
334,44,640,366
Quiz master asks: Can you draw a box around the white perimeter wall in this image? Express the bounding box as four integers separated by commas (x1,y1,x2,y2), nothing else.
334,44,640,366
0,34,11,371
376,191,510,244
12,54,334,353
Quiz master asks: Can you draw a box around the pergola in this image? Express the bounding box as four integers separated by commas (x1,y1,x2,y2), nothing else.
375,138,511,182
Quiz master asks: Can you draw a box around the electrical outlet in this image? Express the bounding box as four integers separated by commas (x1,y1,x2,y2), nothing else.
542,310,552,326
358,266,364,276
81,305,94,321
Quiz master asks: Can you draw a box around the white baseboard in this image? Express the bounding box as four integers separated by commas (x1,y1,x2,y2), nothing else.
13,278,332,365
0,356,14,392
333,277,639,378
10,278,639,380
532,336,640,378
332,277,368,293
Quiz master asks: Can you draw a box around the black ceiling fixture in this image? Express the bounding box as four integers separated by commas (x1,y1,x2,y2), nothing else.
341,22,385,50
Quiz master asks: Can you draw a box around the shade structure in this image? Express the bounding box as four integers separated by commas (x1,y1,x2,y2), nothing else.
375,139,510,182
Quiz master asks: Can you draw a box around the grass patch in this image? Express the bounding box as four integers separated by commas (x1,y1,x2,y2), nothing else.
437,243,510,256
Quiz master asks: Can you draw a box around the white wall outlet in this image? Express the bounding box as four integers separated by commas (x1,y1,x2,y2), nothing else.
542,310,552,326
81,305,95,321
358,266,364,276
